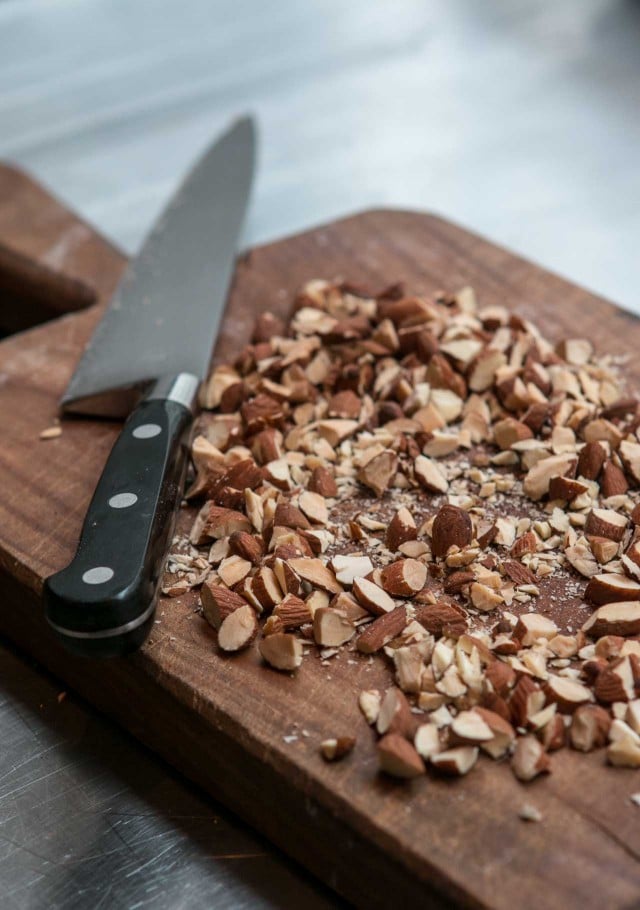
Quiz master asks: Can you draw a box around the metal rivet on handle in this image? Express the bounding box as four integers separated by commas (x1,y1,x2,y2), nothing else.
133,423,161,439
82,566,114,585
108,492,138,509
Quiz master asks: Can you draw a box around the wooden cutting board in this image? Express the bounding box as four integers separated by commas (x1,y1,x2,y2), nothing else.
1,163,639,910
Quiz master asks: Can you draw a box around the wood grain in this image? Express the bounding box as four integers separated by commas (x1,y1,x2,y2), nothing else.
0,164,639,910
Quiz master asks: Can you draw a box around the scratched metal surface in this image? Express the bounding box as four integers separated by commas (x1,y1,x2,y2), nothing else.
0,647,342,910
2,0,640,907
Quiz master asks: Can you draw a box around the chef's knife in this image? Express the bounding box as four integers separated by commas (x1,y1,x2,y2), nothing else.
43,117,256,659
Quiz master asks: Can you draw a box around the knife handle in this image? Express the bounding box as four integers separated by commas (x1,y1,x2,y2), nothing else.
44,376,198,658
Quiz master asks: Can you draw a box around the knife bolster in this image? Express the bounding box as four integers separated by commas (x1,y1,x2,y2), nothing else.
146,372,200,413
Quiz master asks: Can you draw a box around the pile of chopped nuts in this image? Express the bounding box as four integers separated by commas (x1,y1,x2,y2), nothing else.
165,278,640,783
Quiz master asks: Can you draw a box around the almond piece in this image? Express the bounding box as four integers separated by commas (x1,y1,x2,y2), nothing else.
317,419,359,446
327,390,362,419
251,427,284,464
450,710,494,745
595,657,636,703
607,735,640,768
413,724,442,761
393,645,424,694
584,508,628,542
414,601,468,636
431,505,473,558
228,531,264,564
539,713,566,751
386,507,418,551
510,531,538,559
493,417,533,450
272,558,303,596
510,676,545,728
252,566,284,611
190,503,251,544
511,735,551,782
569,705,611,751
377,734,426,779
244,488,264,531
589,536,619,565
619,439,640,485
585,574,640,606
515,613,558,646
274,501,311,531
600,461,629,498
548,475,589,501
577,440,607,480
218,603,259,652
444,569,476,594
430,746,479,776
313,607,355,647
308,466,338,497
201,582,247,630
545,676,593,713
414,455,448,494
265,594,313,633
358,450,398,497
380,559,427,596
627,700,640,734
501,561,536,587
470,583,503,612
330,554,374,586
583,601,640,637
557,337,593,365
548,634,579,658
352,577,396,615
358,689,382,725
329,592,368,623
426,352,467,398
485,660,517,697
564,542,599,578
288,557,343,594
468,348,507,392
624,539,640,572
609,718,640,744
474,708,516,759
376,687,416,739
259,632,303,671
298,490,329,525
217,555,252,587
583,418,622,448
523,453,577,501
320,736,356,762
594,634,625,660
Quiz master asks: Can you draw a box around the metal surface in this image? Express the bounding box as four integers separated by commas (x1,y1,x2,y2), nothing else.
2,0,640,907
0,646,343,910
63,117,255,416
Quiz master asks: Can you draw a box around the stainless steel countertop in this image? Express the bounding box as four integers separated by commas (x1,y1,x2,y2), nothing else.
1,0,640,906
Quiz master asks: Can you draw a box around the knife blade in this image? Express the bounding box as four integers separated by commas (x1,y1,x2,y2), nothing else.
43,116,256,658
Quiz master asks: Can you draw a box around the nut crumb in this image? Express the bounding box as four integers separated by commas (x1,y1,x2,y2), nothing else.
518,804,542,822
40,426,62,440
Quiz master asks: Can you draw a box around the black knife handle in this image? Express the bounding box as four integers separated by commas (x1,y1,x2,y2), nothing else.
44,388,195,658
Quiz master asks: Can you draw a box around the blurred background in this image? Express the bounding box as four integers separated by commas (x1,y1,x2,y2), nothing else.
1,1,639,907
2,0,640,308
